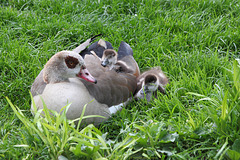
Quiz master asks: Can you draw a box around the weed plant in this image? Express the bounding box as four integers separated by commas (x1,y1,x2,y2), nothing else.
1,0,240,159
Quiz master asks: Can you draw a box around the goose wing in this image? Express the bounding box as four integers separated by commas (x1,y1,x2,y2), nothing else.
81,54,137,106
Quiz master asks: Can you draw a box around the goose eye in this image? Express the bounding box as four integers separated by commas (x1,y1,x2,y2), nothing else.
65,56,79,69
69,61,74,66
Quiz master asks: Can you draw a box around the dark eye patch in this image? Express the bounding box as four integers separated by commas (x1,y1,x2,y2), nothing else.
65,56,79,69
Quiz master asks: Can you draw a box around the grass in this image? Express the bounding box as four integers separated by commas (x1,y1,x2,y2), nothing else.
1,0,240,159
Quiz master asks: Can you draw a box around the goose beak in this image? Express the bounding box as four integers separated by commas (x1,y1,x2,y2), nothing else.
77,67,97,84
101,59,109,67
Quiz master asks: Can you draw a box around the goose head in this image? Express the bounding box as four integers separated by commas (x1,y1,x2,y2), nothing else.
135,74,159,102
101,49,118,68
43,51,97,84
134,67,168,102
142,75,159,92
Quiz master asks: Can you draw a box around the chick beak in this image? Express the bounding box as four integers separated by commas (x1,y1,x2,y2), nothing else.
101,58,109,67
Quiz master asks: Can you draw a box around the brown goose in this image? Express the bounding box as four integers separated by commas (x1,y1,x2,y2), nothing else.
134,67,168,102
31,36,138,125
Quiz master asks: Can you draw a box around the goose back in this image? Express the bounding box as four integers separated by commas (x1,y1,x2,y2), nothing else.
80,54,137,106
115,55,140,77
31,69,46,97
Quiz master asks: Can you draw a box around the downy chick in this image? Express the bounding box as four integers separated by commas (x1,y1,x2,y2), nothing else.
134,67,168,102
101,49,118,70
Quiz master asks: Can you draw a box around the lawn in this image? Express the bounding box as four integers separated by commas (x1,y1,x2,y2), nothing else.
1,0,240,159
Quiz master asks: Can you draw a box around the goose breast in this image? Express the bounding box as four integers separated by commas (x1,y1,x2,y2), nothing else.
33,78,110,125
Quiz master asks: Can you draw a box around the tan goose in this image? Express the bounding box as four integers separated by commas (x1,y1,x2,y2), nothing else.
31,36,138,125
134,67,168,102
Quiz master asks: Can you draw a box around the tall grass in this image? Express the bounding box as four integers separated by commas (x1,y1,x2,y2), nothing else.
1,0,240,159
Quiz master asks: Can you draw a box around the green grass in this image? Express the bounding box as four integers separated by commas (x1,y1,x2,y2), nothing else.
1,0,240,159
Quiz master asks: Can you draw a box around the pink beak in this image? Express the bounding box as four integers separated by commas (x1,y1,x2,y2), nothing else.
77,67,97,84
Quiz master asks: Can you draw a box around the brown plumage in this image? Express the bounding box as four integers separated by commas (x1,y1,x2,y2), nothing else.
80,54,137,107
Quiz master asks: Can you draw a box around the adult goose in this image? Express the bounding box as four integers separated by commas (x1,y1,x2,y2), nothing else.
134,67,168,102
31,36,139,125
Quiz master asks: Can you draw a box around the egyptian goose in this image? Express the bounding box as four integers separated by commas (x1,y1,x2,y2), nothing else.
134,67,168,102
31,37,138,125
